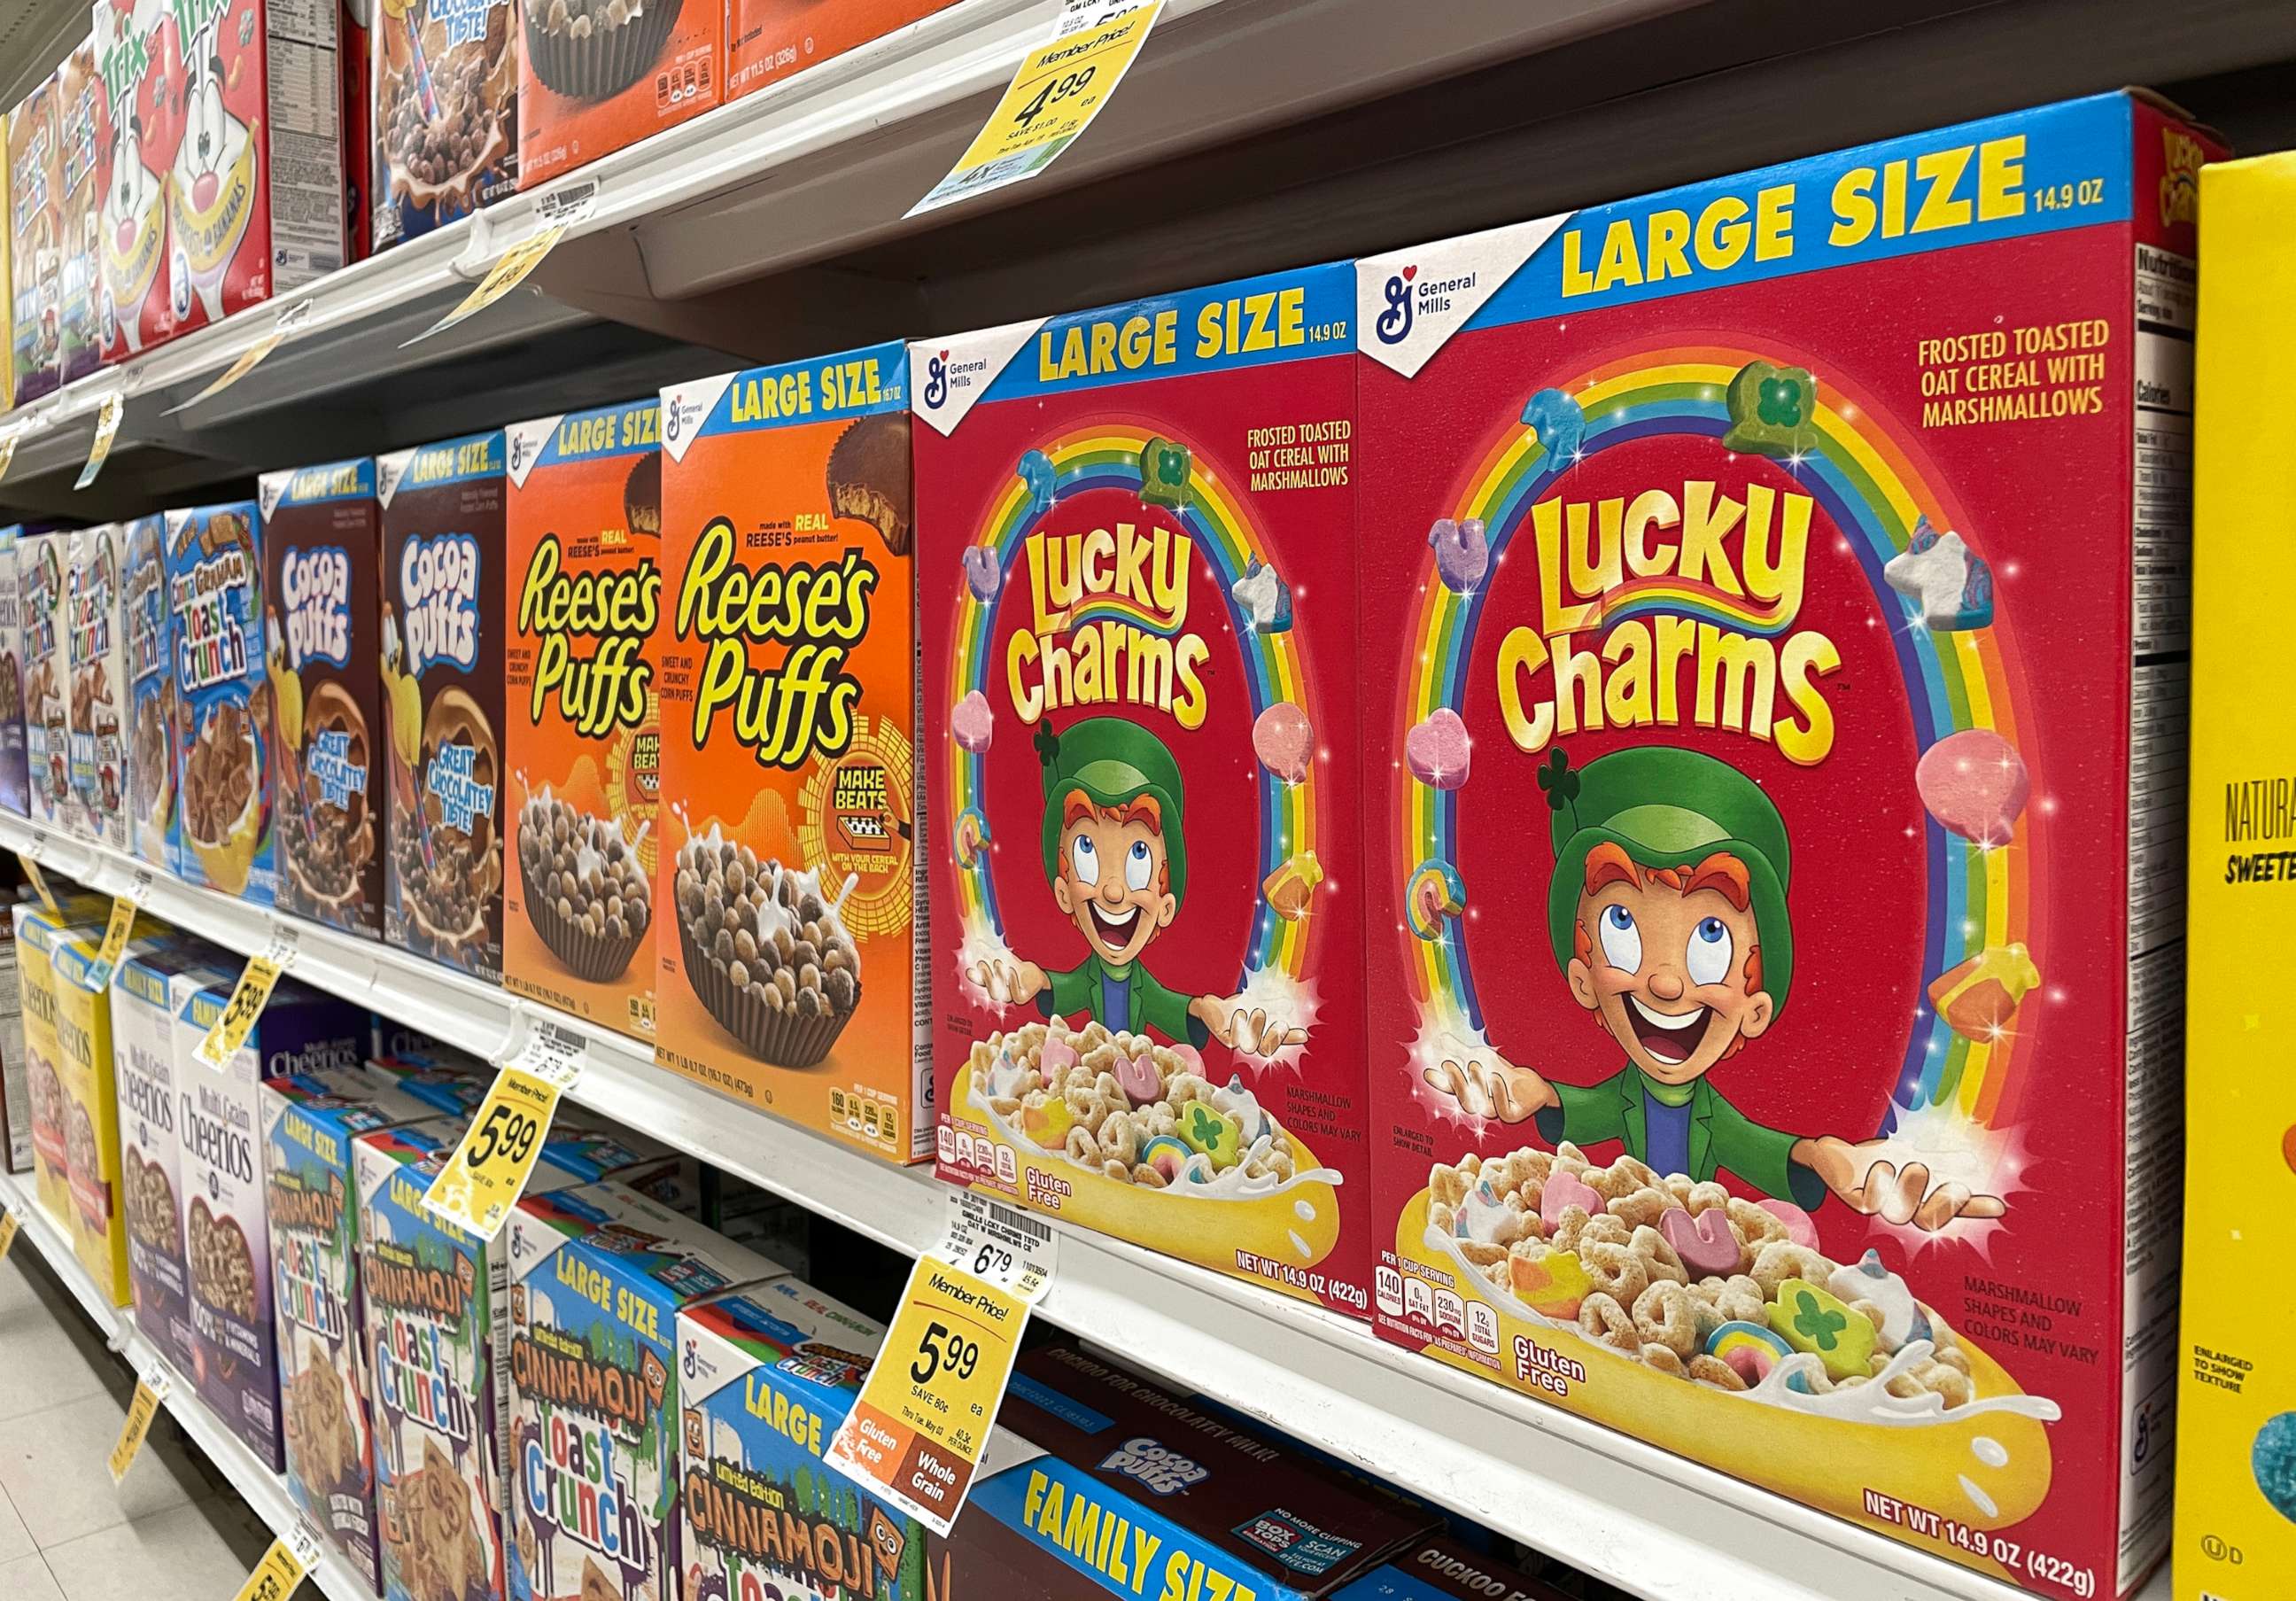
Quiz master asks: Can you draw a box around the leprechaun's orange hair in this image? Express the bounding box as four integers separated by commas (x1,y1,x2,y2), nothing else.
1575,840,1765,998
1059,790,1170,891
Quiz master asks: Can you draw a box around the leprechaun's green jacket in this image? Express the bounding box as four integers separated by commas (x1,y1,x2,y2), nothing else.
1040,953,1210,1046
1534,1067,1827,1209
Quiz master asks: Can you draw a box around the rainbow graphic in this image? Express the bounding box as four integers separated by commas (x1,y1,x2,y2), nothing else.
1400,346,2038,1132
947,426,1319,988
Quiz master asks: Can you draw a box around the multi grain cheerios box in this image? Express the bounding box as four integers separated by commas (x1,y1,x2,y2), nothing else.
261,459,387,939
263,1065,436,1591
167,501,275,901
0,525,32,816
913,268,1369,1313
115,937,214,1373
22,531,76,833
503,1181,781,1601
2174,148,2296,1601
655,344,925,1160
123,514,180,871
504,399,662,1040
381,432,509,983
516,0,718,190
66,523,128,849
1356,92,2219,1601
372,0,519,252
91,0,180,363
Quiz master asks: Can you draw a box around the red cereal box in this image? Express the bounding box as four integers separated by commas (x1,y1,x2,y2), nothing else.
914,267,1370,1315
92,0,179,363
725,0,958,103
516,0,718,189
166,0,346,334
1357,92,2218,1598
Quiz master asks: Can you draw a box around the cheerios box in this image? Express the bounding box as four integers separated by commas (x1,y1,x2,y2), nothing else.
50,917,166,1303
2175,148,2296,1601
66,523,127,849
261,1065,437,1591
655,344,924,1161
912,268,1370,1315
14,901,106,1227
122,514,180,871
503,400,662,1041
1355,92,2220,1601
516,0,718,190
114,938,216,1374
21,531,76,832
167,501,275,901
502,1181,782,1601
0,525,33,816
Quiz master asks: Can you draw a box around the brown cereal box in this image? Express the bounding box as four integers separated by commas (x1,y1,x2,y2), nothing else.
66,524,127,850
516,0,718,188
373,0,519,251
725,0,960,102
503,400,661,1039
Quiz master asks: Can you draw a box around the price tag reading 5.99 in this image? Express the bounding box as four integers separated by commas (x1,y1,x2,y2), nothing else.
420,1061,572,1239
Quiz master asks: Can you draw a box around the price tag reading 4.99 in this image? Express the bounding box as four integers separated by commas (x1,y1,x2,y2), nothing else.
420,1022,584,1238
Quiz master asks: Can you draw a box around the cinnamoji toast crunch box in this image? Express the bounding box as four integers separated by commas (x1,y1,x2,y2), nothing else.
1356,92,2218,1600
913,266,1370,1315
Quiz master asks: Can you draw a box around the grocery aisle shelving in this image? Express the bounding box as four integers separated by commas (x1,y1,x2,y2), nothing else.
0,811,2171,1601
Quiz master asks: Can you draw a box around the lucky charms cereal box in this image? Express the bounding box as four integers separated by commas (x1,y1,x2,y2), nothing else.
1356,93,2216,1599
913,267,1369,1313
167,501,275,900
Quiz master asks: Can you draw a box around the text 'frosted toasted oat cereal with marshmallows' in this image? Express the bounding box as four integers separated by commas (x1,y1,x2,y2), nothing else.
655,343,925,1160
167,501,275,901
914,266,1370,1315
1357,92,2219,1601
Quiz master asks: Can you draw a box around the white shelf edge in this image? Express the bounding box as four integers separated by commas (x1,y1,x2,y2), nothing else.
0,1170,375,1601
0,812,2168,1601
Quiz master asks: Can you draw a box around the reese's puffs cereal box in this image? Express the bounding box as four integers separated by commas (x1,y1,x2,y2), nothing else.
913,266,1370,1316
1356,92,2219,1601
517,0,718,189
725,0,958,101
655,342,926,1160
503,399,662,1040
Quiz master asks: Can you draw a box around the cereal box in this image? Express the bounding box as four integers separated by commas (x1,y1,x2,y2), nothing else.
122,514,180,871
381,431,508,982
0,918,27,1176
263,1065,436,1589
516,0,717,190
1355,93,2218,1600
21,532,75,835
913,269,1370,1312
66,524,127,850
1,118,11,410
51,921,160,1304
14,902,102,1226
502,1181,780,1601
0,525,32,816
373,0,519,252
9,78,61,404
357,1118,583,1601
2174,148,2296,1601
91,0,179,362
340,0,372,263
1331,1539,1572,1601
55,35,102,385
175,971,368,1468
262,459,387,938
725,0,959,102
114,938,215,1373
165,0,346,334
655,344,924,1160
504,400,662,1039
168,502,274,898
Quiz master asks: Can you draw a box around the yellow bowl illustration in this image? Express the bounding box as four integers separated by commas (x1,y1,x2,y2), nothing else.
953,1071,1343,1302
189,782,263,897
1394,1192,2052,1578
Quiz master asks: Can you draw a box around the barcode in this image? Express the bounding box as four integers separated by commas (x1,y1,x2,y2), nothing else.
988,1202,1051,1242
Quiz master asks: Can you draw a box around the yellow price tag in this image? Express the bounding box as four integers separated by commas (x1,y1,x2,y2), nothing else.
165,303,310,414
0,1209,19,1260
75,392,125,490
0,432,17,485
407,182,593,348
908,1,1164,216
17,851,61,913
192,930,299,1072
108,1372,170,1484
231,1525,322,1601
88,881,151,989
420,1020,585,1238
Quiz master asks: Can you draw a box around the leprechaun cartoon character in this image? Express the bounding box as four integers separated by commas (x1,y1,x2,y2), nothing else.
1425,745,2005,1233
966,717,1307,1058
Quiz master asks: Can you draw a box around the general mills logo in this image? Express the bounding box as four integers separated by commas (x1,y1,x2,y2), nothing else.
924,350,950,408
1374,266,1417,344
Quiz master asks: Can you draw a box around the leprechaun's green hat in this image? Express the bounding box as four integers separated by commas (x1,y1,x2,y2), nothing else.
1537,745,1794,1011
1036,718,1189,905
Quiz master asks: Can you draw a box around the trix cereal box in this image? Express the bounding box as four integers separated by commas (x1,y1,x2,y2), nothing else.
382,431,508,983
502,1182,780,1601
373,0,519,251
92,0,179,362
517,0,718,189
725,0,959,102
655,344,923,1160
122,514,179,871
168,502,274,898
1356,93,2217,1600
10,79,61,403
914,269,1369,1312
0,526,30,815
115,939,215,1373
262,460,387,938
56,37,102,385
504,400,662,1039
166,0,346,334
263,1066,435,1590
2175,150,2296,1601
66,523,127,849
22,532,75,832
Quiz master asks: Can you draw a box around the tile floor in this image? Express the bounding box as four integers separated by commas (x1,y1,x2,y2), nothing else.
0,1247,280,1601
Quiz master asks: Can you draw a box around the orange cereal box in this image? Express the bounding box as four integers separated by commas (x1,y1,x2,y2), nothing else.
516,0,718,188
655,341,925,1161
504,398,663,1040
725,0,959,102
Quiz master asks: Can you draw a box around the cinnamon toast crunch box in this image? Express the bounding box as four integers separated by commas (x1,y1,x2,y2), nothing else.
914,267,1369,1315
1357,92,2217,1600
655,344,924,1160
167,501,275,900
22,532,74,831
124,513,180,871
504,400,662,1040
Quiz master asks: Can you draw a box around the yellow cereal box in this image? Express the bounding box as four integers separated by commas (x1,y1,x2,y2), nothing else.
2176,149,2296,1601
13,898,105,1230
49,917,159,1302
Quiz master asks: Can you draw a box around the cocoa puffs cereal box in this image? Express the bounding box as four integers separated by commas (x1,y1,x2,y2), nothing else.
655,343,925,1160
1356,94,2218,1599
504,399,662,1040
913,265,1369,1315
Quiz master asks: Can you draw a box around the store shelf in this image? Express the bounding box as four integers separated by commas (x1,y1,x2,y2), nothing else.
0,1169,373,1601
1,811,2172,1601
